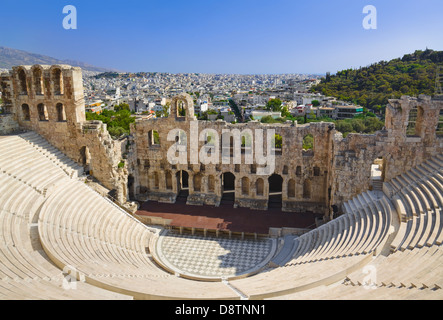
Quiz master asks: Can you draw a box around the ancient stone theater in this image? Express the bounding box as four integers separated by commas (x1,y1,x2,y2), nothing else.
0,64,441,300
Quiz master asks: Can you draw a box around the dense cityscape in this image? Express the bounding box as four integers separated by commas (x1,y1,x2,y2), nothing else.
83,71,366,124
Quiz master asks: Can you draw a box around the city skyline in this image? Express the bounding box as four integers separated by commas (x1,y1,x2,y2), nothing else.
1,0,442,75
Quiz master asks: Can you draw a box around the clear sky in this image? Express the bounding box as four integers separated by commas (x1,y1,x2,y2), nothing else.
1,0,442,74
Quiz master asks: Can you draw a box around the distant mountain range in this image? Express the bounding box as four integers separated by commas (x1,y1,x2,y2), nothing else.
0,46,119,73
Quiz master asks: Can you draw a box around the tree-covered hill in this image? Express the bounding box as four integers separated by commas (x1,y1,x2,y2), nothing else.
312,49,443,109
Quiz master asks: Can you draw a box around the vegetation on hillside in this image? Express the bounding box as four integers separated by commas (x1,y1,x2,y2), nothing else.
312,49,443,110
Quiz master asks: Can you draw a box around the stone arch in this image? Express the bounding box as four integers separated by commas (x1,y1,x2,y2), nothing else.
283,165,289,175
165,171,173,190
37,103,49,121
406,106,424,137
222,172,235,191
153,172,160,189
303,134,314,152
176,170,189,191
268,174,283,209
51,67,64,95
274,134,283,155
268,174,283,194
221,172,236,203
193,173,202,192
296,166,302,176
148,130,160,146
32,66,44,96
170,94,195,121
56,103,67,122
241,177,250,196
21,104,30,121
18,68,28,95
256,178,264,196
303,179,311,199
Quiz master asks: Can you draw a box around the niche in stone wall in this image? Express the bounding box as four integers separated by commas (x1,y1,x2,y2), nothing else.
22,104,30,121
18,69,27,95
256,178,264,196
33,68,43,96
52,68,64,95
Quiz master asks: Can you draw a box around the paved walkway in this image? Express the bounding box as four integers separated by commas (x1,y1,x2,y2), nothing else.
156,231,276,279
137,200,322,234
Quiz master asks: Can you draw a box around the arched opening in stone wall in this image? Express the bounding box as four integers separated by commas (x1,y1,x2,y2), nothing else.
149,130,160,146
288,179,296,198
52,68,64,95
406,106,423,137
177,100,186,117
33,68,43,96
256,178,264,196
283,165,289,175
221,172,235,204
153,172,160,189
165,171,173,190
193,173,202,192
241,177,250,196
18,69,28,95
303,179,312,199
303,134,314,155
37,103,49,121
274,134,282,155
128,175,135,200
79,146,91,173
268,174,283,194
268,174,283,209
222,172,235,192
296,166,302,176
21,104,30,121
56,103,67,122
176,170,189,202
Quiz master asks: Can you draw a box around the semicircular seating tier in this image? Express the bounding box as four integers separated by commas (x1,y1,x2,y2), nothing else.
0,131,442,300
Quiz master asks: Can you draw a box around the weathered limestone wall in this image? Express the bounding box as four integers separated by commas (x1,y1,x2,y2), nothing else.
1,65,128,202
0,114,20,135
331,95,443,211
130,93,335,216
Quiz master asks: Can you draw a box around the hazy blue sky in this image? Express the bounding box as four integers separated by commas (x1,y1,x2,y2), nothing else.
1,0,442,74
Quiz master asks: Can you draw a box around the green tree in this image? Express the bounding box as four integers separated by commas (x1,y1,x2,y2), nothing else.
281,106,290,117
266,99,283,112
303,134,314,150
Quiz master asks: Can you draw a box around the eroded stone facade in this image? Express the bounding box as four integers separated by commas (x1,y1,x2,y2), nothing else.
1,65,443,220
0,65,128,203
